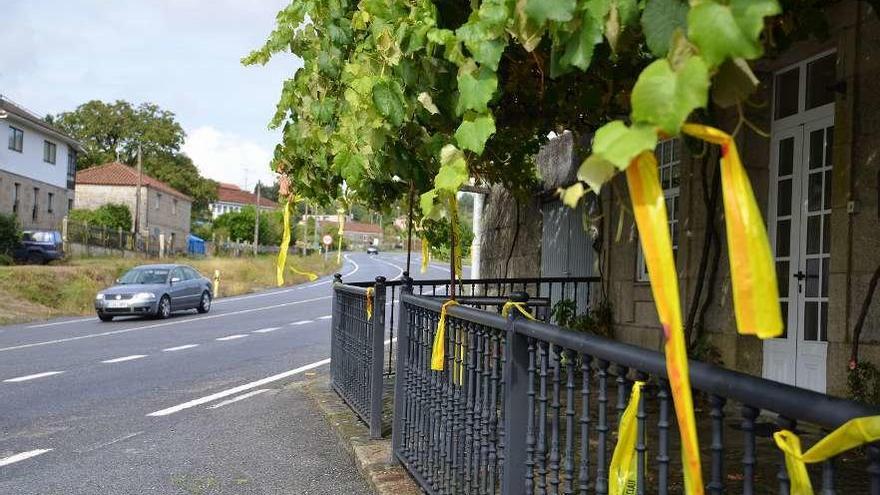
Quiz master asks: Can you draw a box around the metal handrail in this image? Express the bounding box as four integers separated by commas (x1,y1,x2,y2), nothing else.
351,275,601,288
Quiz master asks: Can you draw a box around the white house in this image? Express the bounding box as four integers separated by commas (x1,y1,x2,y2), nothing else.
208,182,278,219
0,95,81,230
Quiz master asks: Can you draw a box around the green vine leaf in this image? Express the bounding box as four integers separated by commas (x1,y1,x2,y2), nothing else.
558,9,605,72
435,144,469,192
456,61,498,115
372,80,406,126
712,57,759,108
420,189,438,217
417,92,440,114
559,182,586,208
577,154,617,193
582,120,658,192
456,23,508,71
688,0,781,68
641,0,688,57
524,0,577,25
512,0,544,52
455,113,496,154
631,56,709,135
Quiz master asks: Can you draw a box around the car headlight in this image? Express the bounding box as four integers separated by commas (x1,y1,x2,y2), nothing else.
95,293,105,300
132,292,157,301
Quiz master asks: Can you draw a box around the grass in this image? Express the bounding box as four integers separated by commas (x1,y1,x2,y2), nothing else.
0,253,340,325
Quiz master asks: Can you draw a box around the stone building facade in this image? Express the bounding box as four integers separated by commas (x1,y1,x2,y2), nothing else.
479,2,880,398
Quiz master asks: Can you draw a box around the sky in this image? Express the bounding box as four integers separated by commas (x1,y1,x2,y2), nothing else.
0,0,302,190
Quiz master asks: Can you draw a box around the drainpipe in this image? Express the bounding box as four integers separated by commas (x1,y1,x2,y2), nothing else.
471,191,484,280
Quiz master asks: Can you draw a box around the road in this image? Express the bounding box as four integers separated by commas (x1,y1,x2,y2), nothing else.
0,251,458,494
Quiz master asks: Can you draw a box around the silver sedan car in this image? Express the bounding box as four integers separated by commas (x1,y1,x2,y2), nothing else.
94,264,213,322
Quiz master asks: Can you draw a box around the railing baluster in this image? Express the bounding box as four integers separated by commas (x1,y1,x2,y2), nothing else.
741,405,758,495
596,359,610,495
579,354,593,495
487,330,501,495
549,345,562,493
709,394,726,495
820,457,835,495
563,349,576,494
536,341,549,495
525,338,537,494
777,415,796,495
635,371,648,495
657,379,670,495
480,327,492,494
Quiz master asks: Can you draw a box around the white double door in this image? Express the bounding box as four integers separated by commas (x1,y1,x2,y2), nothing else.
762,113,834,393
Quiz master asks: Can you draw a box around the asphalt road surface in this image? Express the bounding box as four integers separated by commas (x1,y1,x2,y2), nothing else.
0,251,460,494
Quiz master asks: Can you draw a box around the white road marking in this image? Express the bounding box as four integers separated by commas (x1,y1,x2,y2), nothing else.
0,295,332,354
3,371,65,383
101,354,147,364
316,315,332,320
372,256,406,280
162,344,199,352
216,334,247,341
252,327,281,334
77,431,144,454
0,449,52,467
26,317,94,329
206,389,270,409
147,338,395,417
290,320,313,326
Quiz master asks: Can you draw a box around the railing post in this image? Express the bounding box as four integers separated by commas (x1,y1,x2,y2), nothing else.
330,273,342,390
391,275,413,462
502,291,530,495
369,276,387,439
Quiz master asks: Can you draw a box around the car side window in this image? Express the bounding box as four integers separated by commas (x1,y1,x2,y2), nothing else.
184,267,200,280
170,268,183,281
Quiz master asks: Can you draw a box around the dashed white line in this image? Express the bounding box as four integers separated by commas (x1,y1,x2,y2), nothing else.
206,389,270,409
290,320,313,326
316,315,332,320
216,334,248,341
101,354,147,364
252,327,281,334
0,449,52,467
162,344,199,352
3,371,65,383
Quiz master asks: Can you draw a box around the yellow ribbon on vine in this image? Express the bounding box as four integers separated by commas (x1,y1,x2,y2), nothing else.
289,265,318,282
337,208,345,265
626,151,703,494
681,124,782,339
774,416,880,495
500,301,537,321
276,195,295,287
609,381,645,495
365,287,374,320
430,300,459,371
421,236,430,274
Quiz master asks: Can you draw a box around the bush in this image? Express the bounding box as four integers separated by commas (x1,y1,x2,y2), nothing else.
69,204,132,231
0,213,21,256
213,206,282,246
0,254,13,266
551,298,614,339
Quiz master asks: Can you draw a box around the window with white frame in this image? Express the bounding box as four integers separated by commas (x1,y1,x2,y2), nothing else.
636,139,681,281
8,126,23,152
43,141,57,164
155,192,162,210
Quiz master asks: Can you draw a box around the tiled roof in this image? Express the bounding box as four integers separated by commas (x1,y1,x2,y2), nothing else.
321,220,383,234
216,183,278,208
76,162,192,201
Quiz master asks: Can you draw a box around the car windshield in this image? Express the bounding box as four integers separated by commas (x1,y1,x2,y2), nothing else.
118,268,170,285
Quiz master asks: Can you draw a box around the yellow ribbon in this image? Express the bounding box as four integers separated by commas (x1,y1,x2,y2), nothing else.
609,381,645,495
500,301,537,321
430,300,459,371
626,151,703,494
774,416,880,495
365,287,374,320
276,195,294,287
337,209,345,265
681,124,782,339
289,265,318,282
421,236,430,274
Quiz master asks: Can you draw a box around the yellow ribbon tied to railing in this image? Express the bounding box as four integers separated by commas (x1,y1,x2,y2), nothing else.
430,300,459,371
681,124,782,339
421,236,430,274
289,265,318,282
365,287,374,320
276,195,295,287
774,416,880,495
626,151,703,494
500,301,537,321
609,381,645,495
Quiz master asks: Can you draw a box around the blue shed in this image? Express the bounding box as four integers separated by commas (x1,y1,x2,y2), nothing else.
187,234,206,256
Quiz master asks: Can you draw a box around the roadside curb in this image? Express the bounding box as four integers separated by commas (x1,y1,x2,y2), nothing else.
302,374,421,495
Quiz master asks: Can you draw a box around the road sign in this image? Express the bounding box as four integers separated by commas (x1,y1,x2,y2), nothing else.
322,234,333,246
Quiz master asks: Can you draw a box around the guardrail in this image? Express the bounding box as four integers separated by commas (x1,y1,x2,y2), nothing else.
390,280,880,495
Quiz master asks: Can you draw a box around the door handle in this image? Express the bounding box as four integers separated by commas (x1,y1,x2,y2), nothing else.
792,271,806,281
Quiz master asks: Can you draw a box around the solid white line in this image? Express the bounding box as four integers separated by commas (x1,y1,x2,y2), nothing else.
26,317,94,329
290,320,313,326
0,295,332,354
148,337,396,418
101,354,147,364
0,449,52,467
3,371,64,383
373,256,406,280
147,359,332,417
206,389,270,409
216,334,247,341
316,315,332,320
252,327,281,334
162,344,199,352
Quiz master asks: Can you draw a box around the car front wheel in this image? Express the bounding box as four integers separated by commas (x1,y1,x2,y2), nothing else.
97,312,113,322
197,291,211,314
156,296,172,319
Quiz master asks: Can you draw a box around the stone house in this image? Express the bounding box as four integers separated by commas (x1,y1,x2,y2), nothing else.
75,162,192,251
0,95,81,230
208,182,278,219
479,2,879,398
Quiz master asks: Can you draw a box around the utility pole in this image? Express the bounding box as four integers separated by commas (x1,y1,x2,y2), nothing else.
133,146,142,234
253,181,261,256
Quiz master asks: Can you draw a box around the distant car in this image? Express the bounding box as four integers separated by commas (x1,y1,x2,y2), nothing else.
13,230,64,264
366,246,379,255
94,264,213,322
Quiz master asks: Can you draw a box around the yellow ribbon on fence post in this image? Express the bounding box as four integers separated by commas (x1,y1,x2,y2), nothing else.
609,381,645,495
365,287,374,320
501,301,537,321
774,416,880,495
430,300,459,371
626,151,703,494
276,195,294,287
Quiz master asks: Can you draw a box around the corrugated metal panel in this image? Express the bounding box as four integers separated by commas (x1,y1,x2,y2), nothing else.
541,199,596,315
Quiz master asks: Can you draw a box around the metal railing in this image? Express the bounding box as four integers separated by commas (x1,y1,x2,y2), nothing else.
389,282,880,495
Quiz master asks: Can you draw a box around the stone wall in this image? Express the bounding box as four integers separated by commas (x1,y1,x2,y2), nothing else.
0,169,72,230
478,184,542,279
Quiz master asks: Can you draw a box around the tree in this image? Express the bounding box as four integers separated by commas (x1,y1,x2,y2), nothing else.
213,206,282,246
69,204,132,231
0,213,21,257
54,100,217,220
